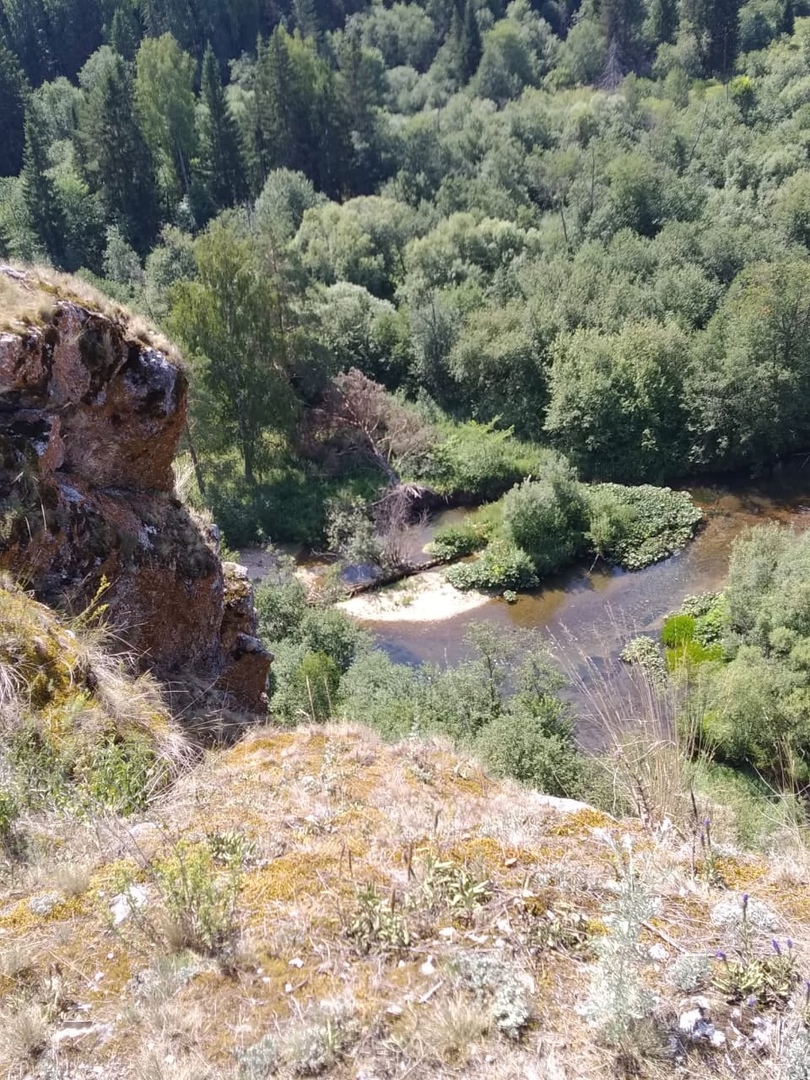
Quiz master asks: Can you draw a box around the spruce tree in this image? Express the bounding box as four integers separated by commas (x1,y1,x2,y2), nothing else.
459,0,482,83
21,102,67,264
705,0,742,78
109,6,141,60
75,51,159,252
0,37,27,177
198,43,247,211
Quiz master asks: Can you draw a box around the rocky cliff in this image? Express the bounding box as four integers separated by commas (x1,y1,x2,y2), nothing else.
0,264,270,714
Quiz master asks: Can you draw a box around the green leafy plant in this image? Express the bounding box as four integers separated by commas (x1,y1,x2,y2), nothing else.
346,884,411,952
712,896,799,1005
445,539,539,592
415,853,491,917
148,841,241,956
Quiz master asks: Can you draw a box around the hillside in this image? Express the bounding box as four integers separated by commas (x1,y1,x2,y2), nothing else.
1,659,810,1079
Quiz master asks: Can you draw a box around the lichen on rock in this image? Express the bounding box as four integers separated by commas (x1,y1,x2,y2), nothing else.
0,265,269,716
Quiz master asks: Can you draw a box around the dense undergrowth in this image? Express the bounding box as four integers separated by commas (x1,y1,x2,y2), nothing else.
432,464,702,592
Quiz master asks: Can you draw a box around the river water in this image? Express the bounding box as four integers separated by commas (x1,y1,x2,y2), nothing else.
359,460,810,674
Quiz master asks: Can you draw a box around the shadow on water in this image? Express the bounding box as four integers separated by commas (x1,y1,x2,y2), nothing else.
360,459,810,745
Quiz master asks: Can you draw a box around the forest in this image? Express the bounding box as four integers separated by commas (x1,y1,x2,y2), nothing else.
2,0,810,554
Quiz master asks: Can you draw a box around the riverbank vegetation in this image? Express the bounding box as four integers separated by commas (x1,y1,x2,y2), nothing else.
615,523,810,849
433,464,702,592
7,5,810,553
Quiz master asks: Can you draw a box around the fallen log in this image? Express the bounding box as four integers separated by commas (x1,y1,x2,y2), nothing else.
342,556,449,597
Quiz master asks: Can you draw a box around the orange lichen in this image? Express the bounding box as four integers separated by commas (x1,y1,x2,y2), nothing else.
549,808,614,836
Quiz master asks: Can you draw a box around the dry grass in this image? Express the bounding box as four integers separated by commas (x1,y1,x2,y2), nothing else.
0,1002,48,1069
0,711,808,1078
0,262,181,363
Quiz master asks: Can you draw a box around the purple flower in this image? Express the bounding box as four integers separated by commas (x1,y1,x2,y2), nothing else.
746,995,758,1008
787,939,794,951
772,940,782,956
716,951,727,962
741,893,749,915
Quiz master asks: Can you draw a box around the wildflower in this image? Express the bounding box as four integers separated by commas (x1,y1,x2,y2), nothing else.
772,940,782,956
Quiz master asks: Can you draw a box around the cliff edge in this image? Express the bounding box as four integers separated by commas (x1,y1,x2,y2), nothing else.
0,264,269,713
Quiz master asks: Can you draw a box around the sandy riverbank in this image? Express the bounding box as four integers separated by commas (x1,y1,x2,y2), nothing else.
336,568,491,622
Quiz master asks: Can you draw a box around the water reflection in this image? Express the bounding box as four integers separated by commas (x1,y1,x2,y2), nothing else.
365,460,810,679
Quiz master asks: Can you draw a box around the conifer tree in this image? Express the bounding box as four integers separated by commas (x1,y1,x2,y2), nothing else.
450,0,481,85
198,42,247,211
21,101,66,264
109,5,141,60
0,37,27,177
75,50,158,251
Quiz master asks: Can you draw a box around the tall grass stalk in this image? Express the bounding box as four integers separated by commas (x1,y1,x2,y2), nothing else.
553,624,698,832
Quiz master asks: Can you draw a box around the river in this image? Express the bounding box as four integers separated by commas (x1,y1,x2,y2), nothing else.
354,460,810,675
238,459,810,742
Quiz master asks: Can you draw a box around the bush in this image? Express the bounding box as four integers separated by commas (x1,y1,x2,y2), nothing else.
270,644,341,724
501,467,589,577
587,484,702,570
80,734,158,815
151,841,240,956
255,577,308,644
430,522,485,560
474,707,584,798
337,650,419,739
445,539,539,592
416,421,549,502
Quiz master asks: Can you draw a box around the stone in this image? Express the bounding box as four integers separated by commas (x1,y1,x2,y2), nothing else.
0,269,270,714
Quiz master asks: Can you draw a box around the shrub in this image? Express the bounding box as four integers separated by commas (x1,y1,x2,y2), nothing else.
501,464,589,577
80,734,158,815
445,539,539,592
474,706,584,798
418,421,548,502
337,650,418,739
586,484,702,570
297,609,371,673
151,841,240,956
0,788,19,843
667,952,712,992
255,576,308,644
271,645,341,725
583,839,659,1047
453,952,534,1039
430,522,485,560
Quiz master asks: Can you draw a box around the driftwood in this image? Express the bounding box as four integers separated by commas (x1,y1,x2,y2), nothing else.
343,556,448,597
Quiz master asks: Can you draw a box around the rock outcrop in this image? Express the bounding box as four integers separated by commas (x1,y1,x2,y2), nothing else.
0,266,270,714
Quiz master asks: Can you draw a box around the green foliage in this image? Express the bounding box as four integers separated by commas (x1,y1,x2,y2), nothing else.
474,706,583,798
501,460,589,576
712,906,798,1005
445,539,539,592
587,484,702,570
134,34,197,207
429,521,486,560
80,734,158,815
347,883,411,951
152,841,240,955
255,576,308,644
661,614,696,648
0,788,19,843
418,423,549,503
